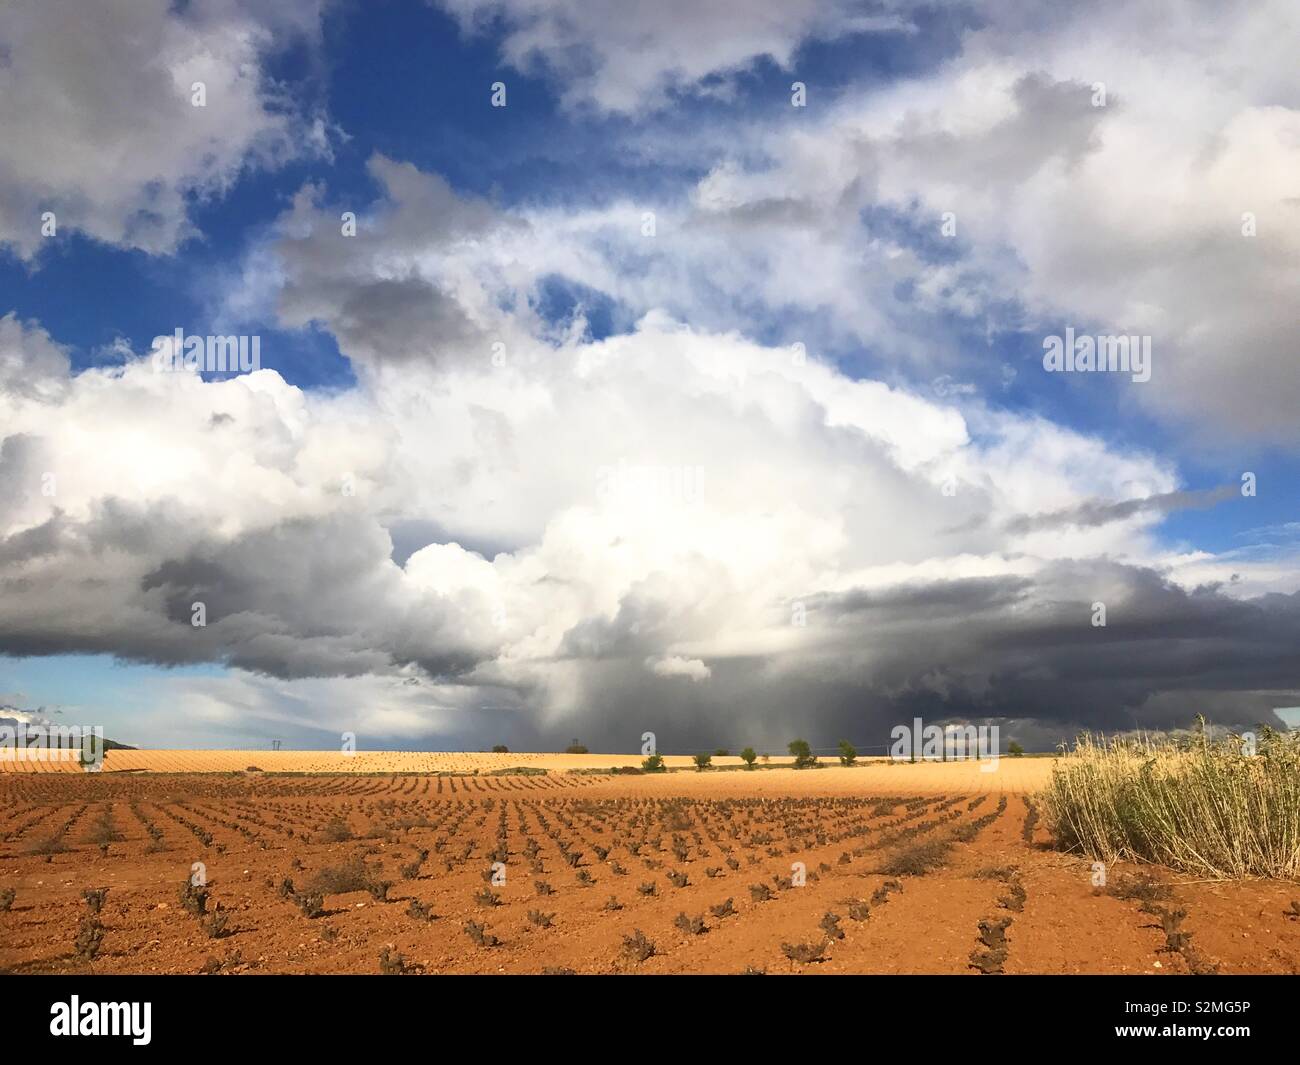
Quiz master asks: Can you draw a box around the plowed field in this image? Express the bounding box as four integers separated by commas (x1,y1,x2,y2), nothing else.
2,764,1296,975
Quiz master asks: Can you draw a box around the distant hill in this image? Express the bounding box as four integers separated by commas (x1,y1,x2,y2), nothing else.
0,705,135,750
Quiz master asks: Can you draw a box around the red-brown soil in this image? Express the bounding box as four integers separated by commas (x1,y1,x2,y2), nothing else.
2,768,1297,975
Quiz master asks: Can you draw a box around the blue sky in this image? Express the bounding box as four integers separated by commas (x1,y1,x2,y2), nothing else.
0,0,1295,751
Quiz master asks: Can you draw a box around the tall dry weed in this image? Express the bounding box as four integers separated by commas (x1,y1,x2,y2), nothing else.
1038,723,1300,879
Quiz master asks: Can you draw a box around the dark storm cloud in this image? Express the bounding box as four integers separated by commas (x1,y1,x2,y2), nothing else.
808,574,1032,621
540,561,1300,752
5,363,1291,751
1,480,1294,750
134,513,489,678
0,503,491,681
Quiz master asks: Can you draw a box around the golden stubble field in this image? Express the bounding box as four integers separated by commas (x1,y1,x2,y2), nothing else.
1,749,775,775
2,758,1297,976
0,748,1057,786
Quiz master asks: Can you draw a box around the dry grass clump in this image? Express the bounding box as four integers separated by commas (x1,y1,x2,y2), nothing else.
179,879,209,916
201,949,243,974
406,899,436,922
315,816,354,843
202,911,230,939
971,865,1019,881
1039,726,1300,879
378,946,422,974
876,837,953,877
673,912,707,935
781,939,829,964
846,898,870,921
870,879,903,905
83,809,123,856
75,916,105,961
969,916,1012,974
25,836,68,860
1105,871,1171,906
709,897,736,919
463,919,500,947
1020,799,1039,845
296,892,325,918
307,855,383,896
622,928,656,962
997,880,1027,912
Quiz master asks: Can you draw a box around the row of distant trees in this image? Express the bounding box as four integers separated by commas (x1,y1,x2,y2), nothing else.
649,739,1024,769
491,739,858,769
487,741,588,754
488,739,850,768
662,738,858,772
492,737,1027,764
